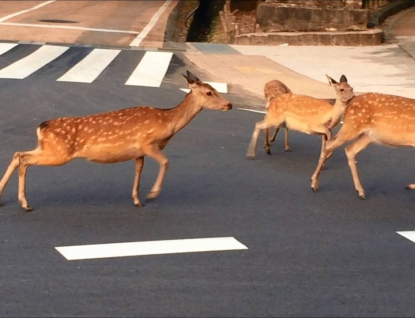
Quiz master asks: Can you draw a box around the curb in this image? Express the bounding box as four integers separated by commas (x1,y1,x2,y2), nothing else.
368,0,415,27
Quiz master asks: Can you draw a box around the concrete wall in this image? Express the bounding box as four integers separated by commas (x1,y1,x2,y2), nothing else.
257,2,369,32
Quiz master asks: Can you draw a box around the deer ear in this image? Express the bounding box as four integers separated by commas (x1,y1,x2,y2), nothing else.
183,70,201,84
340,75,348,83
326,75,338,86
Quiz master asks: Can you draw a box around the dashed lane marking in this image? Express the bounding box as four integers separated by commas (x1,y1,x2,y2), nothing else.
55,237,248,261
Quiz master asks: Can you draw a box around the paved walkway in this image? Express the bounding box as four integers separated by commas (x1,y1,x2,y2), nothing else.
185,6,415,103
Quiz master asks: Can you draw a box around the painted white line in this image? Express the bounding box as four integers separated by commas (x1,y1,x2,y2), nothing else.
397,231,415,244
238,108,266,114
55,237,248,261
0,0,56,23
130,0,172,47
57,49,121,83
0,43,17,55
180,82,228,94
126,51,173,87
0,45,69,79
0,22,140,34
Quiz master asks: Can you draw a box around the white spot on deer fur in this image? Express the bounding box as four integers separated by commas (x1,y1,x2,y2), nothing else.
144,120,150,124
147,128,154,134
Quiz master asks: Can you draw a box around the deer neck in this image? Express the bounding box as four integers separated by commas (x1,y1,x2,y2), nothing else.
329,97,348,127
167,93,203,134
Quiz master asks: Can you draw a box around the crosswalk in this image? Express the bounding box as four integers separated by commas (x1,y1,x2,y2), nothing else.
0,42,228,92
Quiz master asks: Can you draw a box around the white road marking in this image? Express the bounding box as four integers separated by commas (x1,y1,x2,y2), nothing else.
0,45,69,79
55,237,248,261
0,0,56,23
0,43,17,55
130,0,172,47
238,108,266,114
397,231,415,244
180,82,228,94
0,22,140,34
57,49,121,83
126,51,173,87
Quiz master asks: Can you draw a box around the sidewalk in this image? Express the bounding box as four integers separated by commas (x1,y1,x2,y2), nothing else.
183,6,415,103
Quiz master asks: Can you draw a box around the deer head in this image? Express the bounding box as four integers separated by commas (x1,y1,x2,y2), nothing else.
183,71,232,111
326,75,355,103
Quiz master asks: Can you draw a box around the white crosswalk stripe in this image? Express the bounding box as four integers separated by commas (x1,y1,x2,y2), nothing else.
0,45,69,79
125,51,173,87
0,43,17,55
0,43,228,91
57,48,121,83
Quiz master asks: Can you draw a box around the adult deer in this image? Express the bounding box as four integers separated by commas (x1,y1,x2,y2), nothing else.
311,92,415,199
263,80,292,153
246,75,354,160
0,71,232,212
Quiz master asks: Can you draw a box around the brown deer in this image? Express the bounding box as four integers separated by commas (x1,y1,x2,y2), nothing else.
263,80,292,154
0,71,232,212
311,92,415,199
246,75,354,160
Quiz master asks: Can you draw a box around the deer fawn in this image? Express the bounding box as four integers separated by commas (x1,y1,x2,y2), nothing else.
0,71,232,212
311,92,415,199
246,75,354,160
263,80,292,154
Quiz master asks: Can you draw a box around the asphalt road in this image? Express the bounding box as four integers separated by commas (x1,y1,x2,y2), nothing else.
1,44,415,317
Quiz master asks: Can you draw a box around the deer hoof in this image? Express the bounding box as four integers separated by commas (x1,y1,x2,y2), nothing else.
147,191,159,201
246,154,256,160
285,148,291,152
311,186,318,193
358,193,366,200
23,206,33,212
134,202,145,208
266,149,272,155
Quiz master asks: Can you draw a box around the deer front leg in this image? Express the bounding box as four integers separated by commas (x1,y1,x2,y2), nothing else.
0,153,20,206
18,160,31,212
310,135,343,192
247,120,270,159
264,128,272,155
344,134,373,199
144,145,169,201
283,128,291,152
132,157,145,207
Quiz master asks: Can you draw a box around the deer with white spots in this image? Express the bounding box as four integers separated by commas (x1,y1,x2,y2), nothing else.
311,92,415,199
0,71,232,212
247,75,355,160
263,79,292,154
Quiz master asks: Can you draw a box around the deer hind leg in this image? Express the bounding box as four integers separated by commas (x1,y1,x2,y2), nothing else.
15,148,71,211
344,134,373,200
144,145,169,201
132,157,145,207
0,152,21,206
247,120,276,159
264,128,273,155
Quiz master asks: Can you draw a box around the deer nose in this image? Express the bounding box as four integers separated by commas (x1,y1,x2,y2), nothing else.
227,103,233,110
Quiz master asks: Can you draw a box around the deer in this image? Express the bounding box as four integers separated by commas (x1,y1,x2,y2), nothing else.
263,80,292,154
246,75,355,162
0,71,232,212
311,92,415,199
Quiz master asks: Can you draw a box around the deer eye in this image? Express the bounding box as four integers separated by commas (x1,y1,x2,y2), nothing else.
340,89,345,92
206,91,212,96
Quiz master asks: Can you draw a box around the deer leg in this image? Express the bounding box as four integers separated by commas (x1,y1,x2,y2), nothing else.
132,157,145,207
270,128,279,142
0,152,21,206
344,134,373,200
16,149,71,211
284,128,291,152
144,145,169,201
310,135,345,192
247,120,273,159
264,128,272,155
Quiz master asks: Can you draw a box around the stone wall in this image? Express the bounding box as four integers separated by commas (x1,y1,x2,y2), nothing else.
257,2,369,32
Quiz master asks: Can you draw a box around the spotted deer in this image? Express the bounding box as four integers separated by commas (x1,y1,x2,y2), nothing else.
0,71,232,212
311,92,415,199
263,80,292,154
246,75,354,160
